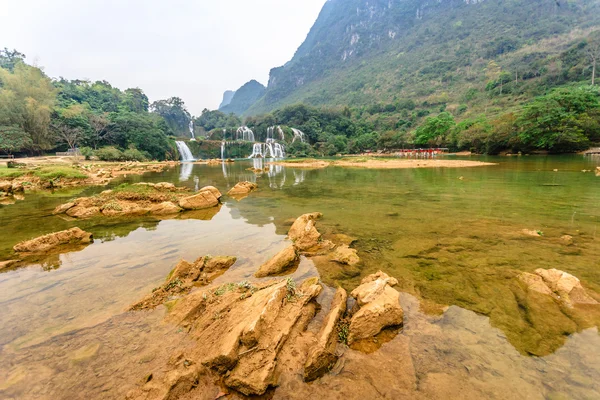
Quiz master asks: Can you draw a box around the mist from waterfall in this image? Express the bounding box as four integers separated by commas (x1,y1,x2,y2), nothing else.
175,141,195,162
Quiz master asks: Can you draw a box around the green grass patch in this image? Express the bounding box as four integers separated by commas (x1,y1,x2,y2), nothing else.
33,167,87,180
0,166,26,179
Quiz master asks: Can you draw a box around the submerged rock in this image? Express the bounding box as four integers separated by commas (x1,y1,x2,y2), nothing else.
13,227,93,254
331,244,360,266
288,212,323,251
348,271,403,344
304,287,347,381
255,245,298,278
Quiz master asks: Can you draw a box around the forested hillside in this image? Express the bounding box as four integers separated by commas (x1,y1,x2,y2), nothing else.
0,49,195,160
219,80,266,115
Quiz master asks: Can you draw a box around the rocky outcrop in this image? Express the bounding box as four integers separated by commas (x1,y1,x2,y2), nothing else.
348,271,403,344
304,287,347,381
53,183,221,218
255,245,298,278
130,255,237,310
13,227,93,254
521,268,599,306
288,212,323,251
128,277,323,398
178,186,221,210
227,181,258,199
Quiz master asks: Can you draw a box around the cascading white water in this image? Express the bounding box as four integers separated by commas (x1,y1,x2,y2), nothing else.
277,126,285,141
221,141,226,160
291,128,305,143
236,126,255,142
249,143,264,158
189,120,196,141
175,141,195,162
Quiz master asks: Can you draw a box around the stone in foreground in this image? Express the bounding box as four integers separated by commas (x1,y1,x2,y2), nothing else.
348,271,403,344
179,186,222,210
255,245,298,277
304,287,347,381
288,212,323,251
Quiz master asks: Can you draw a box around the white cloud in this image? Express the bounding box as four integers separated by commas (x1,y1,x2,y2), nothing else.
0,0,326,114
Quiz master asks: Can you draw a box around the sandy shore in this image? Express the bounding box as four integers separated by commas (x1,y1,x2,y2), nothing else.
270,158,497,169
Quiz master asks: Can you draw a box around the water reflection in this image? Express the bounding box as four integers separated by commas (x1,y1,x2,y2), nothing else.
179,162,193,181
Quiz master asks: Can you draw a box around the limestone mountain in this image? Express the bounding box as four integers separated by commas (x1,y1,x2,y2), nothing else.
243,0,600,115
219,90,236,109
219,79,266,115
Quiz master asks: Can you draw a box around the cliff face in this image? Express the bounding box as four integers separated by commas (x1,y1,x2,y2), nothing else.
219,90,236,109
242,0,600,115
219,80,266,116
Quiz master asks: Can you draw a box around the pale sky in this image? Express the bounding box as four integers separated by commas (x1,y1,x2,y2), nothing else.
0,0,326,115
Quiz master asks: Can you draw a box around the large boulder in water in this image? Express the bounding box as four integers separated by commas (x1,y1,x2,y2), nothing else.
179,186,222,210
331,244,360,266
348,271,403,344
534,268,599,306
227,181,258,199
288,212,323,251
149,201,182,216
255,245,298,278
13,227,93,254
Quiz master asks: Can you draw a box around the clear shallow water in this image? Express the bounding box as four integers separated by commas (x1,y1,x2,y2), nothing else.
0,155,599,398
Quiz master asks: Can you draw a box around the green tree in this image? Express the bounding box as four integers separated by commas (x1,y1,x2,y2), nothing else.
517,86,599,152
414,112,455,146
150,97,191,137
0,125,32,154
0,63,56,153
0,48,25,72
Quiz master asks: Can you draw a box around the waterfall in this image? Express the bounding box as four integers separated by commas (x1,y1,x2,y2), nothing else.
236,126,255,142
249,143,264,158
221,141,226,160
277,126,285,141
189,120,195,141
291,128,305,143
175,141,195,162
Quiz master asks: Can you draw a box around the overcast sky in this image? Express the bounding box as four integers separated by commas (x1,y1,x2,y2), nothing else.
0,0,326,115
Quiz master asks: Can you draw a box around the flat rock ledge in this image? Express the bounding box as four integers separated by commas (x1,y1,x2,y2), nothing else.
130,255,237,311
127,270,405,398
13,227,93,254
52,183,222,219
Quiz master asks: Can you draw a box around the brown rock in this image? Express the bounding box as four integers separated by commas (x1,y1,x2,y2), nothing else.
179,186,222,210
348,272,403,344
204,256,237,274
255,245,298,278
518,272,553,295
522,229,541,237
0,259,20,270
227,181,258,197
288,212,323,251
66,206,101,218
149,202,182,216
13,227,93,253
331,244,360,266
560,235,574,245
348,285,403,344
154,182,177,191
53,202,75,215
0,181,12,193
304,287,347,381
11,182,24,193
534,268,599,305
